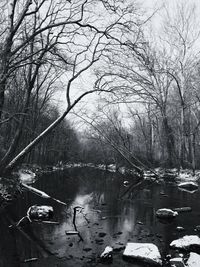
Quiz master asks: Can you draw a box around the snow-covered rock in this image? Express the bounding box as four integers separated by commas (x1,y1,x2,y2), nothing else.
170,235,200,250
27,205,53,221
178,182,198,191
100,246,113,261
187,252,200,267
156,208,178,219
123,243,162,266
169,257,185,267
18,169,36,184
123,180,130,186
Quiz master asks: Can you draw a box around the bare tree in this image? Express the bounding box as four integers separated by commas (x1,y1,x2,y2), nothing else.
0,0,142,175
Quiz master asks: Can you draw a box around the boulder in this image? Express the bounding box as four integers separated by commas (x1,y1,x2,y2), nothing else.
27,205,53,221
18,169,36,184
169,257,186,267
178,182,198,191
187,252,200,267
123,243,162,266
156,208,178,219
170,235,200,251
100,246,113,262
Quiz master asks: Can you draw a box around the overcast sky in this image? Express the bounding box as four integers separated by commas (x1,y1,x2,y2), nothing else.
55,0,200,129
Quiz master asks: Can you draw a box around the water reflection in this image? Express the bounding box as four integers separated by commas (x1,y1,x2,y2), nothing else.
0,167,200,266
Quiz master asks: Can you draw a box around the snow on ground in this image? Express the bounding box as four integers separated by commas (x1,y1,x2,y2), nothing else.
123,243,162,266
176,170,200,182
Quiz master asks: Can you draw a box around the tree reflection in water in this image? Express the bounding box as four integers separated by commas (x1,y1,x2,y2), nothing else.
0,167,200,266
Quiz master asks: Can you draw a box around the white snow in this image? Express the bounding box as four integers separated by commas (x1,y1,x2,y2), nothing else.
170,235,200,250
178,172,193,181
176,170,200,182
156,208,178,219
187,252,200,267
123,243,162,265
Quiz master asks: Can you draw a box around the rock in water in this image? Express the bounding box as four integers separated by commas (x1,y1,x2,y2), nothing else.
27,205,53,221
169,257,186,267
100,246,113,262
156,208,178,219
18,169,36,184
178,182,198,190
123,243,162,266
187,252,200,267
170,236,200,251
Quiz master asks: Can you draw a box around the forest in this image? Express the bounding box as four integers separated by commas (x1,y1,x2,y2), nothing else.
2,1,200,267
0,0,200,174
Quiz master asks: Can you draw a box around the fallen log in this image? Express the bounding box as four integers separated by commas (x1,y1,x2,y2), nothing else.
21,183,67,205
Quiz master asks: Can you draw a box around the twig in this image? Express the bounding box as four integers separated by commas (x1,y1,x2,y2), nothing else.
72,206,84,242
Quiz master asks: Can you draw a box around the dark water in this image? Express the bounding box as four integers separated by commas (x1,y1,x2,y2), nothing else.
0,167,200,267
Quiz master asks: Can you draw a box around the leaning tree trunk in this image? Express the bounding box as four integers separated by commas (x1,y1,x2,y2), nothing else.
0,106,71,175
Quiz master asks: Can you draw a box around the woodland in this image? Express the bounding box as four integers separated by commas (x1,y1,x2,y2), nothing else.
0,0,200,175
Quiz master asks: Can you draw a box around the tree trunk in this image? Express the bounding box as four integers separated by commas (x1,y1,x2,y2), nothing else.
162,116,176,167
191,133,196,175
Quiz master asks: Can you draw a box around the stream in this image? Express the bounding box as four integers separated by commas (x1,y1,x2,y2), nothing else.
0,167,200,267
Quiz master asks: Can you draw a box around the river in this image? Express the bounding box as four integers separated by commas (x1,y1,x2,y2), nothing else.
0,167,199,267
